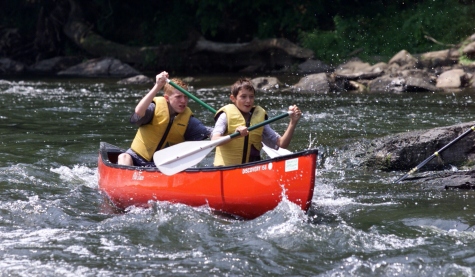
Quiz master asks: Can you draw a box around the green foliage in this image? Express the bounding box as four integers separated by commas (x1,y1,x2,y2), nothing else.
0,1,44,35
2,0,475,66
300,0,475,64
184,0,319,42
300,29,343,65
88,1,190,45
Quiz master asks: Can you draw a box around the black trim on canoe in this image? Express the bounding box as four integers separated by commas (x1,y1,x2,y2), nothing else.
99,141,318,173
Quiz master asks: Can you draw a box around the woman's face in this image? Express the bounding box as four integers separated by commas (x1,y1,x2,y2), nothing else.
231,88,255,114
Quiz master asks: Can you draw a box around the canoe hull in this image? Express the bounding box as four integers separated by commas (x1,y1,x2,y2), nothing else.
98,142,317,219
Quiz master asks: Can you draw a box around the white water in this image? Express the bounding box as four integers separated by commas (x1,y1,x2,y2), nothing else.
1,78,475,276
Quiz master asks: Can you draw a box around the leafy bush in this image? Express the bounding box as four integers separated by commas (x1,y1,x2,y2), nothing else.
300,0,475,64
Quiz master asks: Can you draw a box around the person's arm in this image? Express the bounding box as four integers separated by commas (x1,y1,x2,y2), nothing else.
135,71,168,117
130,103,155,126
211,113,228,140
276,105,302,148
184,116,214,141
262,125,280,149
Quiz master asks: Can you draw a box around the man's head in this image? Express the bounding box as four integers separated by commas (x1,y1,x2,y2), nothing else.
164,78,189,114
230,78,255,114
231,78,255,98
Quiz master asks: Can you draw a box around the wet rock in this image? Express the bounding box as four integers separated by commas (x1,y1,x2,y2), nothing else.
251,77,283,92
334,59,385,77
368,75,406,92
401,170,475,190
348,80,367,92
28,56,82,74
436,69,472,88
399,69,438,92
389,50,419,70
57,57,141,77
292,73,331,93
419,49,459,68
0,58,25,75
333,60,385,92
462,41,475,59
366,69,437,93
182,77,198,83
357,122,475,171
117,75,154,85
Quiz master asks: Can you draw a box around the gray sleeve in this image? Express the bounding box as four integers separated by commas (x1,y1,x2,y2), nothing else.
129,103,155,126
262,125,280,149
185,116,213,141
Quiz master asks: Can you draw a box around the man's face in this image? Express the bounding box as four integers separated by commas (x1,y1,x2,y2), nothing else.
165,89,189,114
231,88,255,114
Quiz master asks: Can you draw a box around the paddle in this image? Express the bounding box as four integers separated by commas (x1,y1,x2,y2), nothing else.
154,112,292,175
394,125,475,183
261,142,293,158
167,79,217,114
167,78,291,158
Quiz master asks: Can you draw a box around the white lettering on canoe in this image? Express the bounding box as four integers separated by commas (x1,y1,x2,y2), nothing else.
242,164,269,174
132,171,144,180
285,158,299,172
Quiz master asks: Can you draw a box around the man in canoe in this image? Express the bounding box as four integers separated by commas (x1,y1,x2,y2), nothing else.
211,78,302,166
118,71,212,167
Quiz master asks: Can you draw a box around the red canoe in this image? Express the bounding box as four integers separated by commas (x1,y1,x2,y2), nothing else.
98,142,317,219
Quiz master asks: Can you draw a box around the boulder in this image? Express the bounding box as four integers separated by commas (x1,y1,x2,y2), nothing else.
399,69,438,92
462,41,475,59
436,69,471,88
356,122,475,171
292,73,331,93
419,49,459,68
28,56,82,74
368,75,406,93
348,80,367,92
57,58,141,77
401,170,475,189
368,70,438,93
0,58,25,75
389,50,418,69
334,59,385,80
117,75,154,85
335,59,384,74
251,77,283,92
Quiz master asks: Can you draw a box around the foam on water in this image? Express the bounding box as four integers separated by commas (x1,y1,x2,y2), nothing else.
50,164,98,189
3,78,475,275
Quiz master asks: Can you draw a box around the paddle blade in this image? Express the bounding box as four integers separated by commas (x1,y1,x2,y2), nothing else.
157,145,215,176
153,136,230,176
261,142,293,158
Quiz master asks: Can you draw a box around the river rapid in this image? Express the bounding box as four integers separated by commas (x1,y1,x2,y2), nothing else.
1,75,475,276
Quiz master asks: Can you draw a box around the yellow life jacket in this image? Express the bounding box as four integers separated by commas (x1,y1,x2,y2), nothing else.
131,97,192,161
214,104,266,166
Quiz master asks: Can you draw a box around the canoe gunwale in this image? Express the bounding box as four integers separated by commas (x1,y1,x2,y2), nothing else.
99,141,318,173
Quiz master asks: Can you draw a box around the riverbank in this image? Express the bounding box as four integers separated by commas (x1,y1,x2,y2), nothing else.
3,33,475,94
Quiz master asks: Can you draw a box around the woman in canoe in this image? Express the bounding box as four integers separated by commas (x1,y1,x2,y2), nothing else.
118,71,212,167
211,78,302,166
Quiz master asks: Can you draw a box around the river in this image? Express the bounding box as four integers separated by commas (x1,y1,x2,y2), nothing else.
1,75,475,276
